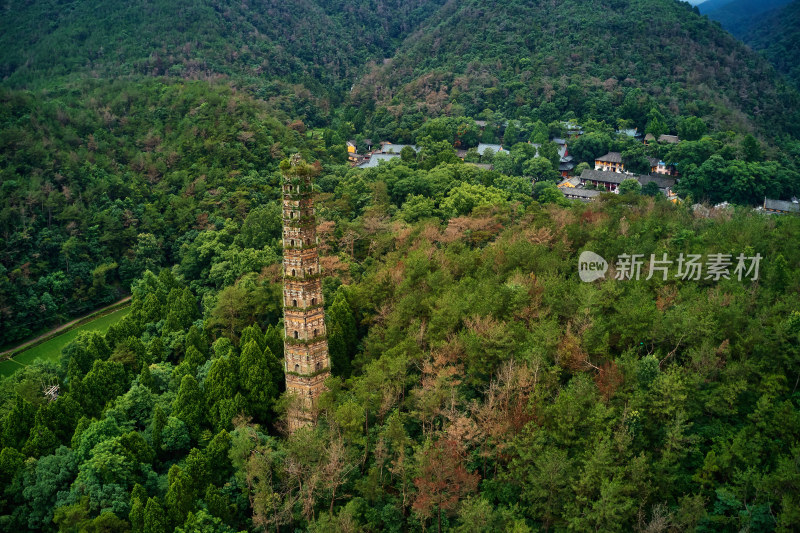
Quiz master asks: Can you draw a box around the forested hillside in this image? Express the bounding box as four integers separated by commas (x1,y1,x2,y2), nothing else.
0,0,446,122
1,1,799,530
1,173,799,530
0,79,336,345
352,0,800,138
742,0,800,89
2,0,799,136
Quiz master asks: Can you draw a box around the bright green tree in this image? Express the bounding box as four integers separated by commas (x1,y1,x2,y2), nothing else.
173,375,206,437
619,178,642,195
143,498,167,533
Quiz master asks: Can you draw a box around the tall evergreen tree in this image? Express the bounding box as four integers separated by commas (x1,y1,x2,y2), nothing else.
327,288,357,377
239,340,277,422
173,375,206,438
143,497,167,533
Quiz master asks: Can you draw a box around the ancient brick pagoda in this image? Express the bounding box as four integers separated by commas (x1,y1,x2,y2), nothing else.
281,155,330,431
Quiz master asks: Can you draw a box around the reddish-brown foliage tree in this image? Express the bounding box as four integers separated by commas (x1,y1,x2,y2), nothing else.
412,438,479,532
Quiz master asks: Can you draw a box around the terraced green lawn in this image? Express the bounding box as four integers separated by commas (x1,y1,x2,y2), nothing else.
0,306,131,378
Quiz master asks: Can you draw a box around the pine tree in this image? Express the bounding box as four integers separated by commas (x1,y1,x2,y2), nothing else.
328,323,349,378
173,375,206,437
165,288,200,331
1,394,36,450
22,412,58,457
151,405,167,453
264,324,284,391
185,325,207,355
185,345,205,372
240,324,266,352
204,430,233,486
139,365,155,391
165,465,194,528
148,337,164,363
184,448,210,498
143,497,166,533
129,484,147,533
205,356,240,430
239,341,276,422
327,288,357,377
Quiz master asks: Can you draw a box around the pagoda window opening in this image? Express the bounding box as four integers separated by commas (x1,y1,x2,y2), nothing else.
294,364,300,372
292,299,297,307
311,297,316,305
293,331,299,339
291,269,296,276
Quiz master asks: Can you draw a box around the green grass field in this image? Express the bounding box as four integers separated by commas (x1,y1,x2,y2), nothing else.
0,306,131,378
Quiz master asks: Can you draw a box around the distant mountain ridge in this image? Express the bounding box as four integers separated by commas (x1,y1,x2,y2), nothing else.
352,0,799,137
697,0,736,14
0,0,447,88
698,0,793,36
742,0,800,87
1,0,798,138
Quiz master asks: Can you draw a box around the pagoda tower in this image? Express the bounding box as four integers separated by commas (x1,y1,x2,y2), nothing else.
281,155,330,431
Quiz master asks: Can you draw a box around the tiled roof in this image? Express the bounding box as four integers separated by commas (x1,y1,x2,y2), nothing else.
764,198,800,213
638,174,676,189
357,153,401,168
595,151,623,163
580,169,631,184
380,144,418,154
562,188,602,201
477,143,504,155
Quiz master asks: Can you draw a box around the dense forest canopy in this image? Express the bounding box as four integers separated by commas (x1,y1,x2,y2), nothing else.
0,0,447,123
0,79,331,345
352,0,800,139
1,0,800,531
1,179,799,530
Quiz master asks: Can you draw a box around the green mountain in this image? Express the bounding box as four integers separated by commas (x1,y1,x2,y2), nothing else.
1,1,800,531
352,0,799,138
742,0,800,88
699,0,792,36
0,0,446,120
3,0,799,136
